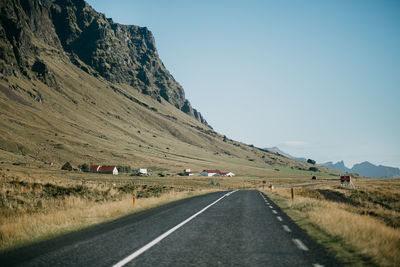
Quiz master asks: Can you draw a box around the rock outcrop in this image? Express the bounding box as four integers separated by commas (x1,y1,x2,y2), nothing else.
0,0,208,125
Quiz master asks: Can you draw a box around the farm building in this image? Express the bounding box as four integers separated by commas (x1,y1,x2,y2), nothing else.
184,169,194,176
132,168,148,175
98,166,118,175
89,165,100,172
201,170,235,177
201,170,222,177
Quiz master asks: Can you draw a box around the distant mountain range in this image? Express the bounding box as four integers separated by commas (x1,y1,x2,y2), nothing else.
265,147,307,162
320,161,400,178
266,147,400,178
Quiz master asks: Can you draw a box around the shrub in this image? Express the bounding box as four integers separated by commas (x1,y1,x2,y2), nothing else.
117,166,131,173
309,167,319,172
307,159,316,165
81,163,89,172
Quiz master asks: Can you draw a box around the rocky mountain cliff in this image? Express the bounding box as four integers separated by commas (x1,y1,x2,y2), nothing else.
0,0,208,125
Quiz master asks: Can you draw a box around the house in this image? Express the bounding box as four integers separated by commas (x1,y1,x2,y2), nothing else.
132,168,148,175
98,166,118,175
200,170,222,177
201,169,235,177
89,165,101,172
184,169,194,176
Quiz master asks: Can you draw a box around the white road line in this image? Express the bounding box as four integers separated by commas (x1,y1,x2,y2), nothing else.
282,225,291,232
313,264,324,267
276,216,283,221
272,210,278,214
292,238,309,251
112,190,238,267
269,205,273,208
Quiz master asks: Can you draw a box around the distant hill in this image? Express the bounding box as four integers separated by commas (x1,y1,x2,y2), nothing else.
265,147,307,163
320,161,400,178
319,161,351,173
266,147,400,178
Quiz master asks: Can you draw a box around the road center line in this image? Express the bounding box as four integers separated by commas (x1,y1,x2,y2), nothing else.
276,216,283,221
112,190,238,267
269,205,273,208
283,225,291,232
292,238,309,251
272,210,278,214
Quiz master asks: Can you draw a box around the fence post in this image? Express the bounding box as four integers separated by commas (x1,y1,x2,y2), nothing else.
291,188,294,201
132,192,136,207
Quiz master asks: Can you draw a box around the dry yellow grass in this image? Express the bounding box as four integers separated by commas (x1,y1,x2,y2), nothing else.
0,171,220,252
267,184,400,267
0,188,217,252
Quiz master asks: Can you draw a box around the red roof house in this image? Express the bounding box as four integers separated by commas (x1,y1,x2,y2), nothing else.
90,165,100,172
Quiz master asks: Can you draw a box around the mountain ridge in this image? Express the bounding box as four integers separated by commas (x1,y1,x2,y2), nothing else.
320,161,400,178
267,147,400,178
0,0,208,125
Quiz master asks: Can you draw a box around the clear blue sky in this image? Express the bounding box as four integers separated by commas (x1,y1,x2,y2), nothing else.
86,0,400,168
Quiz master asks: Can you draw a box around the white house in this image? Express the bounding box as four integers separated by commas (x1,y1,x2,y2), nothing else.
224,172,235,177
200,170,222,177
132,168,148,175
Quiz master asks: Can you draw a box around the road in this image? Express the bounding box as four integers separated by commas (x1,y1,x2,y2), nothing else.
0,190,341,266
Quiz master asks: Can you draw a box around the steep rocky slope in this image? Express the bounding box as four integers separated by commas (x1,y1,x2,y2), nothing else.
0,0,328,176
0,0,206,124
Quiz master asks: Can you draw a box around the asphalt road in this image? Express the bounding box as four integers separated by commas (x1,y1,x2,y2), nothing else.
0,190,341,267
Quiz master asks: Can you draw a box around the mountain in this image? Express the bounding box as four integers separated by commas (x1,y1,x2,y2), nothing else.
265,147,307,163
0,0,207,125
266,146,400,178
319,161,351,173
352,162,400,178
0,0,321,174
320,161,400,178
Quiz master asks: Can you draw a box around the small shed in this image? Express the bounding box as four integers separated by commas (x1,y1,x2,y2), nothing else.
132,168,148,175
184,169,194,176
61,162,73,171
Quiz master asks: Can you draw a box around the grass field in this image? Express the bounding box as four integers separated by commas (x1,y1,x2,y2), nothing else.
264,179,400,267
1,165,399,267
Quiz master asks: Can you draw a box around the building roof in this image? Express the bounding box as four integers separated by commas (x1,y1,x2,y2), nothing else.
90,165,100,171
203,170,222,174
98,166,117,172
